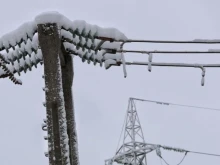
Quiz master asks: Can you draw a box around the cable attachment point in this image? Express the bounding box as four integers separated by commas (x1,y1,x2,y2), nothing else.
156,145,162,158
148,53,153,72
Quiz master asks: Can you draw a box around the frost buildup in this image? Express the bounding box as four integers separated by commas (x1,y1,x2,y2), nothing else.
35,11,127,71
0,11,127,82
56,56,71,165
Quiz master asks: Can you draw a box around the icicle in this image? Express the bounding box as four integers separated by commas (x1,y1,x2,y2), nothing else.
201,67,205,86
148,53,153,72
148,63,152,72
121,52,127,78
148,53,153,62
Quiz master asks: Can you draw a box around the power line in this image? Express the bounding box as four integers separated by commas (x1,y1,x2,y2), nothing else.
130,97,220,112
123,39,220,44
119,49,220,54
189,150,220,157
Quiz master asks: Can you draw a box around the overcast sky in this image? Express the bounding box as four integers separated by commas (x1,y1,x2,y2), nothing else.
0,0,220,165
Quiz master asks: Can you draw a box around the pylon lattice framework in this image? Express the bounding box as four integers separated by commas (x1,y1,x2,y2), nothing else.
105,98,189,165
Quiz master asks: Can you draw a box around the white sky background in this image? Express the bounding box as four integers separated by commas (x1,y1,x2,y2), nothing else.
0,0,220,165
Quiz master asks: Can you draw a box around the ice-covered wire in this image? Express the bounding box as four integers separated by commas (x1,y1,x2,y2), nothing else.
119,49,220,54
117,39,220,44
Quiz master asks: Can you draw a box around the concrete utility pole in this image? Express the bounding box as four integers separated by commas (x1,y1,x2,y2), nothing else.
61,45,79,165
38,23,78,165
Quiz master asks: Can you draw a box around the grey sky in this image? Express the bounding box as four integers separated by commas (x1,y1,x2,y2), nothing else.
0,0,220,165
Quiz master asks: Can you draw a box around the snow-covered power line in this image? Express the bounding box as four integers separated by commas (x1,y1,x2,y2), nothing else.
130,97,220,112
1,12,220,85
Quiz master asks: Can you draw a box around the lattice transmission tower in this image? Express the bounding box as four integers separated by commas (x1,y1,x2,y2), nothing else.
105,98,154,165
105,98,220,165
105,98,193,165
113,98,148,165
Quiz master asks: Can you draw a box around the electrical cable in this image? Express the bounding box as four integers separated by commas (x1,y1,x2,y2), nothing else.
115,108,127,154
131,97,220,112
189,150,220,157
159,152,188,165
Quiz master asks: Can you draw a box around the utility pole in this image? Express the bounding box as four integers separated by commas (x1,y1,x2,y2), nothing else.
38,23,77,165
61,45,79,165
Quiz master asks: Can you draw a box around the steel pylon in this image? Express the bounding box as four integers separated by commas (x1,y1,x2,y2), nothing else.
105,98,156,165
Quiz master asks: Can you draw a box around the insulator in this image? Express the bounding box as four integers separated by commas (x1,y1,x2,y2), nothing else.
42,75,45,79
44,136,48,140
44,152,49,157
43,102,46,107
42,87,48,92
42,123,47,131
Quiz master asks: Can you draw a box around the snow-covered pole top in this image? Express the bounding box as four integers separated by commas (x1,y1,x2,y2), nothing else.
0,11,127,52
35,11,127,41
0,11,128,84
